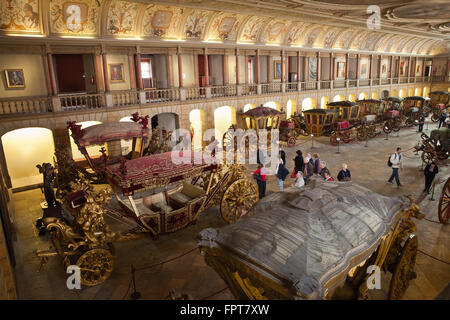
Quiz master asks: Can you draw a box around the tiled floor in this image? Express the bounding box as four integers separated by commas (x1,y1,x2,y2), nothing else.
10,121,450,300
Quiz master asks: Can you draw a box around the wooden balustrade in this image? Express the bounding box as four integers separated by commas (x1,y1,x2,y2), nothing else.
0,96,51,115
240,84,257,96
60,93,105,111
210,85,236,97
145,88,180,103
112,90,139,107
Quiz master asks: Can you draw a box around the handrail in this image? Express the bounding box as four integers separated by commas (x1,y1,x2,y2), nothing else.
0,96,51,115
60,93,105,111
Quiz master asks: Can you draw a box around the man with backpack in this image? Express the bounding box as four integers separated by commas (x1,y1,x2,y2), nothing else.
387,147,403,188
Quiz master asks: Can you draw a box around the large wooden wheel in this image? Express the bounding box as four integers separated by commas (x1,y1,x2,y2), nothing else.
367,125,377,138
388,235,418,300
76,248,114,287
438,177,450,225
287,136,296,148
356,126,367,141
392,120,401,132
431,112,440,123
220,178,258,224
383,121,393,134
421,150,437,165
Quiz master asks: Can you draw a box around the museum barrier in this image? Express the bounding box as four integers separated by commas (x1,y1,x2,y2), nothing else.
60,93,105,111
0,96,51,115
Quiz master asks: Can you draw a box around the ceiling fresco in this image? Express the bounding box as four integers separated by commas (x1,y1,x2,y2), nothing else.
0,0,448,55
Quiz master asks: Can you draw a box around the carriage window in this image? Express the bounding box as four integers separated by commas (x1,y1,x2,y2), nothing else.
343,108,349,120
351,107,358,118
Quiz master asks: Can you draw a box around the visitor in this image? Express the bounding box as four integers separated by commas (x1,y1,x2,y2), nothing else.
418,116,425,132
319,161,331,180
439,110,447,128
303,157,314,183
276,156,289,191
253,164,266,199
292,171,305,188
337,163,351,181
423,162,438,194
313,153,321,174
387,147,403,188
279,146,286,166
324,171,334,181
294,150,304,174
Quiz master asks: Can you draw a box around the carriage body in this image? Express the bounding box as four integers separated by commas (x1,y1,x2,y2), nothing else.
303,109,337,136
199,179,422,300
403,96,429,125
418,127,450,165
429,91,449,123
279,120,297,147
326,101,360,124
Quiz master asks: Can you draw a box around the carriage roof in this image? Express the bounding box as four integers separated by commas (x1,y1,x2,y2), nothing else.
385,97,403,102
356,99,385,104
430,91,449,95
198,180,411,299
72,122,149,147
303,109,338,115
404,96,429,101
326,101,358,107
241,106,283,118
104,151,217,195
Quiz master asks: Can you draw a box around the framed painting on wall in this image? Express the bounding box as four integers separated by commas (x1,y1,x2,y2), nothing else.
309,57,317,80
361,63,367,77
4,69,25,88
399,61,405,76
109,63,124,82
273,60,282,79
337,62,345,78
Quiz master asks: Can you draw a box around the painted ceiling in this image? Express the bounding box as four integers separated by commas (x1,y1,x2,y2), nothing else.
0,0,448,55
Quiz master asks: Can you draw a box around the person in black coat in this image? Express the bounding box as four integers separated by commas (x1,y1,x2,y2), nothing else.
279,146,286,166
276,157,290,191
424,162,438,193
337,163,351,181
294,150,304,174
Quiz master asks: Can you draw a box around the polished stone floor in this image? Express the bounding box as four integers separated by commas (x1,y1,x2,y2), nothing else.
10,120,450,300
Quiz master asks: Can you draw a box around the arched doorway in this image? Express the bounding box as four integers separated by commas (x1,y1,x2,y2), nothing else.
69,121,104,161
302,98,316,111
358,92,369,100
392,89,398,97
320,96,329,109
333,94,344,102
151,113,180,143
243,104,255,128
408,88,414,96
2,128,55,188
399,89,406,98
348,94,356,102
189,109,205,151
371,92,379,99
415,87,422,96
423,87,430,97
263,101,280,110
382,90,389,99
286,100,296,118
214,106,236,145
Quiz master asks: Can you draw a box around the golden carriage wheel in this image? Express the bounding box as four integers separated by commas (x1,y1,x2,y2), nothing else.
392,120,401,132
76,248,114,287
383,121,393,134
220,178,258,224
421,150,437,165
438,177,450,225
388,235,418,300
329,132,338,146
431,112,440,123
287,136,296,148
356,126,366,141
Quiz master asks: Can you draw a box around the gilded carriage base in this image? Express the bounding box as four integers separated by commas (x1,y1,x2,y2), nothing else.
199,179,423,300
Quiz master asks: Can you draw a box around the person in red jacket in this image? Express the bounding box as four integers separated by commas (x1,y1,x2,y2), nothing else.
253,164,266,199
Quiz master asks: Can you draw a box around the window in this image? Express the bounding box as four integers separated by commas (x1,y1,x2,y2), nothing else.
141,59,153,89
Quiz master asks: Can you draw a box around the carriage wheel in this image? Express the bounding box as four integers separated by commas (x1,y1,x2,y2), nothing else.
287,136,296,148
431,112,440,123
388,235,418,300
421,150,437,165
329,133,338,146
383,121,393,134
220,178,258,224
437,151,449,161
405,118,414,127
392,121,401,132
438,178,450,225
356,127,366,141
76,248,114,287
368,125,377,139
342,132,351,143
223,125,238,153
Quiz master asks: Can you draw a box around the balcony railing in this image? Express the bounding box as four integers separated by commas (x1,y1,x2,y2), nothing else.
145,88,180,103
0,96,51,115
0,76,435,120
60,93,105,111
432,75,445,82
241,84,257,96
211,85,236,98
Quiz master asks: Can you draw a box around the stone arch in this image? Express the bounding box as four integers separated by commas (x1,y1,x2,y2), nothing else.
392,89,398,97
423,86,430,97
408,88,414,97
399,89,406,98
1,127,55,188
189,109,206,150
214,106,236,144
371,91,379,99
320,96,329,109
348,93,356,102
301,97,316,111
263,101,281,110
333,94,345,102
414,87,422,96
358,92,369,100
286,99,297,118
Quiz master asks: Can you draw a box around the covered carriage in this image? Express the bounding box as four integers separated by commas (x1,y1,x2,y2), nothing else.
417,127,450,165
355,99,387,140
199,179,423,300
403,96,429,126
383,97,404,134
326,101,360,145
429,91,449,123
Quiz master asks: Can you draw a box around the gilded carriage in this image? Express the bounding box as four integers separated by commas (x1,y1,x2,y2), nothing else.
223,106,283,155
416,127,450,165
303,109,338,137
439,177,450,225
199,179,424,300
279,120,297,147
429,91,449,123
287,112,309,137
326,101,360,145
355,99,387,140
403,96,429,126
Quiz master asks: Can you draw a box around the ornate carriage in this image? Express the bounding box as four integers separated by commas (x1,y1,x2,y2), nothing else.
383,97,404,134
416,127,450,165
303,109,338,137
287,112,309,137
355,99,387,140
403,96,429,126
199,179,423,300
429,91,449,123
326,101,360,145
279,120,297,147
439,177,449,225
